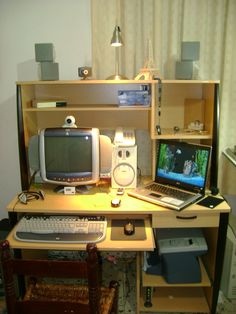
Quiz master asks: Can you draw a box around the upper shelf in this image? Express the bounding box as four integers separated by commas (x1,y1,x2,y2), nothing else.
23,105,151,112
17,79,155,85
16,79,220,85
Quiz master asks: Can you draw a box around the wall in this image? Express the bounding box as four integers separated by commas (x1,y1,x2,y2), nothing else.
0,0,91,219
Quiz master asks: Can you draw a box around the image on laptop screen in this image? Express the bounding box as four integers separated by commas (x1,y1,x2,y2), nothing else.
156,140,211,192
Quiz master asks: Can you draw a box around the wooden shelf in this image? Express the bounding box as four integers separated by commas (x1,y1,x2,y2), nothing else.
160,79,219,84
16,79,156,86
24,105,151,112
142,258,211,287
152,130,212,140
16,79,220,85
139,287,210,313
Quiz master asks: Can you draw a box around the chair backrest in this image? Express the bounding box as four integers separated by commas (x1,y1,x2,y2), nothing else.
0,240,118,314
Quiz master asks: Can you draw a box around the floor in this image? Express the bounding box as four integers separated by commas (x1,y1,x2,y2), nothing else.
0,251,235,314
101,252,137,313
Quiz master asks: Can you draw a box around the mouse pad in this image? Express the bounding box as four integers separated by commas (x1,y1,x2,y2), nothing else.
197,196,224,208
111,219,146,241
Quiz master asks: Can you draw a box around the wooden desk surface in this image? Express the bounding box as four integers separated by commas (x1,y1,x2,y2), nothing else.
6,185,230,251
7,185,230,215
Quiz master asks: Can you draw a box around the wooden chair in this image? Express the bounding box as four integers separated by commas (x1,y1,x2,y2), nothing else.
0,240,119,314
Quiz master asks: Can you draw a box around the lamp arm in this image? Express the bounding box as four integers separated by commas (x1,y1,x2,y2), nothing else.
115,48,119,77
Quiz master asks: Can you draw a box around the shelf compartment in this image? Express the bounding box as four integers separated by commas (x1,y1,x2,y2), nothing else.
142,258,211,287
23,110,150,131
150,82,216,141
23,82,154,109
139,287,210,313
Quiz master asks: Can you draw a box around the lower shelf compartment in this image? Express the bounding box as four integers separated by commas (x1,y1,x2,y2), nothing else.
139,287,210,313
142,258,211,287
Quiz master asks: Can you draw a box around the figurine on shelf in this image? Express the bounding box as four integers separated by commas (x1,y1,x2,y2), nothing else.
134,39,160,80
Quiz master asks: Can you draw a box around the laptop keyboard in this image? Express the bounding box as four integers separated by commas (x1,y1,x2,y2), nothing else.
146,183,192,200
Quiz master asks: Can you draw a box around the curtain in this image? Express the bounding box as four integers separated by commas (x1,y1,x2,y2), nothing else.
91,0,236,190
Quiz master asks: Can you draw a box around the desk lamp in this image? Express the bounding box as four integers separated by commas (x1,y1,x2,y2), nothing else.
106,25,128,80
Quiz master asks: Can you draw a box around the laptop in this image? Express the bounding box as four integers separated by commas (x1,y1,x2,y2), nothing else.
128,140,211,211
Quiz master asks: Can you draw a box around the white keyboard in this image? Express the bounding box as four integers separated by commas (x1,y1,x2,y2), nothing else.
14,215,107,244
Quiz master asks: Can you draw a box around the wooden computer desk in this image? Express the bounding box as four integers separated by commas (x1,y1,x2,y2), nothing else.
6,185,230,314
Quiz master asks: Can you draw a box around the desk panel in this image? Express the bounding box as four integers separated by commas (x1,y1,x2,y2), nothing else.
152,212,219,228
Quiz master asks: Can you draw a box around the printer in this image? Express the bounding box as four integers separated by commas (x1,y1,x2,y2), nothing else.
144,228,208,284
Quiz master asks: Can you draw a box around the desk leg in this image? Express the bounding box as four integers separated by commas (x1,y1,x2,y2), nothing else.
136,252,141,314
8,212,18,228
14,249,26,298
211,212,229,314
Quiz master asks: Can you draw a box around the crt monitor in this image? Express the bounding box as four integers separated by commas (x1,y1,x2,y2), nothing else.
39,127,100,186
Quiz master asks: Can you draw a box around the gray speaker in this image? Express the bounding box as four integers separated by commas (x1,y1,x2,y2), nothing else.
28,135,39,171
40,62,59,80
35,43,54,62
99,135,112,178
175,61,193,80
181,42,200,61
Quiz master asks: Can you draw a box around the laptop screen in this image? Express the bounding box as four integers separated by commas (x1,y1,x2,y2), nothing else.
156,140,211,192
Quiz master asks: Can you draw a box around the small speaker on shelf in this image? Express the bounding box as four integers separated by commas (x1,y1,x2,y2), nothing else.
40,62,59,81
175,61,193,80
35,43,54,62
181,41,200,61
111,145,137,188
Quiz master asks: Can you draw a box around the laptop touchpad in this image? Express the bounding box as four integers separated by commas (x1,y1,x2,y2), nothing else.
150,193,162,198
161,197,184,205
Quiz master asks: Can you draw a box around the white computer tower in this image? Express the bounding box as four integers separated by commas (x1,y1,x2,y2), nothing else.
221,214,236,299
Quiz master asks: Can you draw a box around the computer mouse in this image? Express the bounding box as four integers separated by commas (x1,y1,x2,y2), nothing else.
124,221,135,236
111,198,121,207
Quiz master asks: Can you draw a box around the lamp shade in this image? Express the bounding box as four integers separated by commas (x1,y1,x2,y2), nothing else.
110,26,123,47
106,25,128,80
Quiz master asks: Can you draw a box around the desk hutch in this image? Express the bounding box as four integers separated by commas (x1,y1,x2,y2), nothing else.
6,80,230,313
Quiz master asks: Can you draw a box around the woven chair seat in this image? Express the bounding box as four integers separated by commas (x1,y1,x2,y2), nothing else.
24,281,116,314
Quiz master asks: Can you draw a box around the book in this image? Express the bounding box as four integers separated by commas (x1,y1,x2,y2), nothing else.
32,100,67,108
